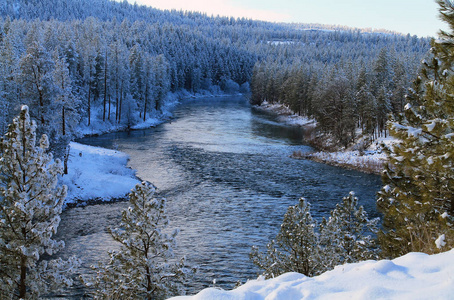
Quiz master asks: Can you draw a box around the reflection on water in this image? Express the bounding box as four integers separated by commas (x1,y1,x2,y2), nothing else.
59,96,382,296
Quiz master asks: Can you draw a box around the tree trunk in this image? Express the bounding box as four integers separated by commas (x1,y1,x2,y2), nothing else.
119,85,123,123
143,90,147,122
64,145,70,175
39,92,45,125
62,106,66,136
108,94,111,121
103,49,108,122
19,228,27,298
88,86,91,126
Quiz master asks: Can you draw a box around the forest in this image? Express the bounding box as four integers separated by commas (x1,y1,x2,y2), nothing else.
0,0,430,157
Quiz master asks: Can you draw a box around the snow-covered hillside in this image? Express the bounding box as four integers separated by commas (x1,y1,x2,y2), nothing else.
171,249,454,300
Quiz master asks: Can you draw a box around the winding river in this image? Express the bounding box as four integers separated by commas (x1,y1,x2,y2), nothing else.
57,95,382,297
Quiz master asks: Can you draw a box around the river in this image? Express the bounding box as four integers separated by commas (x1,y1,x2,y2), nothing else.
57,95,382,297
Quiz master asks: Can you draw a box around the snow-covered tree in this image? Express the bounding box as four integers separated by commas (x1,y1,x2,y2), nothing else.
250,198,320,277
19,40,54,128
319,192,379,268
377,0,454,257
0,106,79,299
88,182,188,300
251,193,378,279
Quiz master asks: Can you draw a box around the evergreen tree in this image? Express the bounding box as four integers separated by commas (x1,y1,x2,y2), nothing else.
377,0,454,257
0,106,79,299
19,40,54,128
250,198,320,277
88,182,188,300
319,192,379,269
251,193,378,279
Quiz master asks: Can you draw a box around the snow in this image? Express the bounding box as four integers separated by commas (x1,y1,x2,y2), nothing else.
435,235,446,249
255,101,316,127
171,249,454,300
308,150,386,174
60,142,140,205
76,93,179,137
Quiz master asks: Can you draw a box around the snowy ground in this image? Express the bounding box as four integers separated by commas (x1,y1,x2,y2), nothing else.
255,101,316,127
306,150,386,174
305,136,395,174
77,93,180,137
60,142,140,206
171,249,454,300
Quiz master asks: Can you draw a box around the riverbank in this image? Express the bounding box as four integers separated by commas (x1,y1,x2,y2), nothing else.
60,142,141,207
256,101,388,175
63,91,245,206
76,89,244,137
291,150,386,175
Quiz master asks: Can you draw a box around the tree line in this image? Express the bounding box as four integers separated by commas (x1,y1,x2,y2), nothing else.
250,42,429,148
0,0,430,156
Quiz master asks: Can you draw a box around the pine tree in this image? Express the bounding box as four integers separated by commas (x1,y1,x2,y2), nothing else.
251,193,378,279
377,0,454,257
19,40,54,128
250,198,320,278
0,105,79,299
88,182,188,300
319,192,379,269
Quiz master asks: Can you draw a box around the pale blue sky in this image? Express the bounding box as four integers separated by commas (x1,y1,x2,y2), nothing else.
136,0,445,37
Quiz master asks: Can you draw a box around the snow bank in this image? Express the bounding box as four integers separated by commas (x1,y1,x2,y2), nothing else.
255,102,316,127
308,150,386,174
60,142,140,205
77,95,178,137
172,249,454,300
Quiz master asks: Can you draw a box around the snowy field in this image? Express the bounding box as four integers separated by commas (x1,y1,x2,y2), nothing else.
60,142,140,205
171,249,454,300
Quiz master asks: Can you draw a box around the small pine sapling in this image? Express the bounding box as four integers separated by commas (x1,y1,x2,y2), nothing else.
319,192,379,269
88,182,188,300
250,198,320,278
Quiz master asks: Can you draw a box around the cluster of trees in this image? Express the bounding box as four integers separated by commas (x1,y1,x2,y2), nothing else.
0,0,432,156
251,37,429,148
0,15,255,159
250,193,379,277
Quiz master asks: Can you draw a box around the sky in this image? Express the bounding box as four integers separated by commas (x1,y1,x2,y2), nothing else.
134,0,446,37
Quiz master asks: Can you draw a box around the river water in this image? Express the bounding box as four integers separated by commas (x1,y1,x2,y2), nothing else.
57,96,382,297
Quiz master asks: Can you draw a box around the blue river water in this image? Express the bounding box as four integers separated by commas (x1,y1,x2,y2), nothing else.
58,96,382,296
